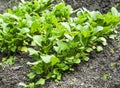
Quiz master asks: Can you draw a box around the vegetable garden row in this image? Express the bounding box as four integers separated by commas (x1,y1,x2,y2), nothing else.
0,0,120,88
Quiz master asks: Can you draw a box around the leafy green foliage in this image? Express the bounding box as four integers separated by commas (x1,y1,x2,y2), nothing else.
0,0,120,88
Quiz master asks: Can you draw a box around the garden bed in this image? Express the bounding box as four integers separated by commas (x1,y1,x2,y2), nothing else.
0,0,120,88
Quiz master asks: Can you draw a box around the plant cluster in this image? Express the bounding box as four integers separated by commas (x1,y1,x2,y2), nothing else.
0,0,120,88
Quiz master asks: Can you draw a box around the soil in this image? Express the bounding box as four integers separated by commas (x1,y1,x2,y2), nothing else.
0,0,120,88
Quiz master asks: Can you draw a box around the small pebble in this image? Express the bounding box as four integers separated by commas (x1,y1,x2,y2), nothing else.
11,66,23,70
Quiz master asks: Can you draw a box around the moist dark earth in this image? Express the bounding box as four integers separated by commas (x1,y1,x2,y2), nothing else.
0,0,120,88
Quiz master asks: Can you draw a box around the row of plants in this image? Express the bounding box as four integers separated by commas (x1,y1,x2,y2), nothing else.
0,0,120,88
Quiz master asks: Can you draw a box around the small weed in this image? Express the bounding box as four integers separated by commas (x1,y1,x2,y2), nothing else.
102,73,111,80
110,48,115,54
111,62,116,67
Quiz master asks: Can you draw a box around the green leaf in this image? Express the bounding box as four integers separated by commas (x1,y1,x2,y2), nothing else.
18,82,28,87
61,22,71,32
82,29,90,38
84,57,89,61
111,7,120,16
3,13,20,20
64,34,74,40
11,46,17,52
27,61,41,66
21,28,30,33
32,35,44,46
111,62,116,67
73,58,81,64
97,46,103,52
36,78,45,85
27,72,36,79
28,82,35,88
99,37,107,45
51,56,60,66
31,20,41,33
109,34,116,39
94,26,103,32
41,55,52,63
102,73,110,80
55,40,69,53
0,1,120,87
21,46,28,52
28,48,38,56
56,73,61,80
7,56,16,65
86,48,93,52
21,0,25,3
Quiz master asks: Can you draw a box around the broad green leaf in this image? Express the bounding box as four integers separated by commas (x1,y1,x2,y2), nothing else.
97,46,103,52
56,73,61,80
28,82,35,88
94,26,103,32
3,13,20,20
56,40,69,53
64,34,74,40
83,57,89,61
89,11,100,20
18,82,28,87
53,46,59,52
28,48,38,56
61,22,71,32
91,36,97,41
86,48,93,52
82,29,90,38
53,68,59,75
73,58,81,64
11,46,17,52
21,0,25,3
0,1,120,87
27,34,33,39
7,56,16,65
21,28,30,33
109,34,116,39
57,63,69,71
36,78,45,85
1,23,8,30
27,72,36,79
32,35,43,46
21,46,28,52
111,7,120,16
51,56,60,66
99,37,107,45
76,24,82,30
41,55,52,63
2,57,6,62
31,20,41,33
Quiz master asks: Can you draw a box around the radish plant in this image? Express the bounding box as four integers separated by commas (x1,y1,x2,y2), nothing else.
0,0,120,88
